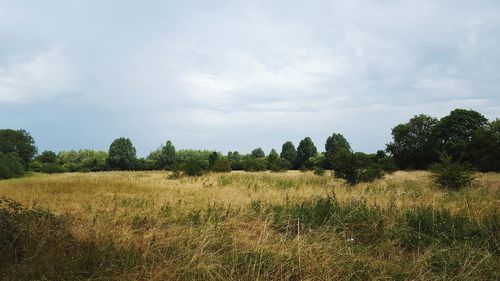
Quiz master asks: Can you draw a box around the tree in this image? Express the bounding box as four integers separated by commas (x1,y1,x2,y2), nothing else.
0,129,37,169
107,138,137,170
251,148,265,158
0,152,25,179
434,109,488,161
331,149,383,185
208,151,220,169
468,119,500,171
296,137,317,169
325,133,351,168
212,157,232,172
227,151,243,170
159,140,176,169
430,154,474,190
280,141,297,168
267,149,290,172
386,114,438,169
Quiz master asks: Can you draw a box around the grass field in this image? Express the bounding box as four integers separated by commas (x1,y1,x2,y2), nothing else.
1,171,499,280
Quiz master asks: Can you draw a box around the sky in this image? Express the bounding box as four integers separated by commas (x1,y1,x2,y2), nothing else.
1,0,499,156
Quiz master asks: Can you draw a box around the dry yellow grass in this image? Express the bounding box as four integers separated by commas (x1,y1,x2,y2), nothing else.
0,171,498,280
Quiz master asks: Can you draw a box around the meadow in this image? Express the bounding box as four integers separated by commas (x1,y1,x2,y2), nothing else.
1,171,498,280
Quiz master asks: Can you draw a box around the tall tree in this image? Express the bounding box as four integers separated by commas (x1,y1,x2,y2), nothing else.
325,133,351,168
0,129,37,168
251,148,265,158
434,109,488,160
159,140,176,169
296,137,318,169
468,119,500,171
107,137,137,170
386,114,438,169
280,141,297,168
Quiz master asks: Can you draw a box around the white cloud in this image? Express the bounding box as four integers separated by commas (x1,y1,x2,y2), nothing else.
0,46,75,103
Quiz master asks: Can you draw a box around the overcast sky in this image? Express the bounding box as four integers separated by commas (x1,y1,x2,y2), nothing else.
1,0,499,156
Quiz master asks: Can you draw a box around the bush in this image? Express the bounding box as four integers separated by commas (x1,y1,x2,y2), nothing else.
313,167,325,176
331,150,384,185
243,157,268,172
0,153,25,179
212,158,232,173
182,158,206,177
430,154,474,190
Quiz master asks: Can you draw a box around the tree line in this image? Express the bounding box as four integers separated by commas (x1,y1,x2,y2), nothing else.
1,108,498,181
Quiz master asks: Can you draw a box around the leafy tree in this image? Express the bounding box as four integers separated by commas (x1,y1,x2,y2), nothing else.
212,157,232,173
468,119,500,171
0,153,25,179
57,150,108,172
243,156,268,171
280,141,297,168
208,152,220,169
158,140,176,169
182,158,206,176
227,151,244,170
296,137,317,169
267,149,290,172
434,109,488,161
386,114,438,169
31,150,64,174
325,133,351,168
0,129,37,168
251,148,265,158
107,138,137,170
36,151,58,164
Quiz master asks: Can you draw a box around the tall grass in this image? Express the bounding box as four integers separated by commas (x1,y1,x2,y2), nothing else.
0,171,498,280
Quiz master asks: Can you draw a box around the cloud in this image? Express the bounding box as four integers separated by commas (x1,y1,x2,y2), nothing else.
0,46,75,103
0,0,499,155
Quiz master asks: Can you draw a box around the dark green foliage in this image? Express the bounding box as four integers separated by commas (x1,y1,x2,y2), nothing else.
0,129,37,169
0,153,25,179
57,150,108,172
313,167,325,176
208,151,220,169
267,149,290,172
434,109,488,161
107,138,137,170
227,151,244,170
212,157,232,173
430,154,474,190
296,137,317,169
251,148,265,158
158,140,176,169
386,114,438,169
31,151,65,173
182,158,207,176
133,158,156,171
468,119,500,171
331,150,384,185
325,133,350,168
243,157,268,171
280,141,297,168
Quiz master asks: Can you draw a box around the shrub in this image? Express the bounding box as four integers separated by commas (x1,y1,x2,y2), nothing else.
313,167,325,176
331,150,384,185
430,154,474,190
243,157,267,172
212,158,232,173
0,153,25,179
182,158,206,177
